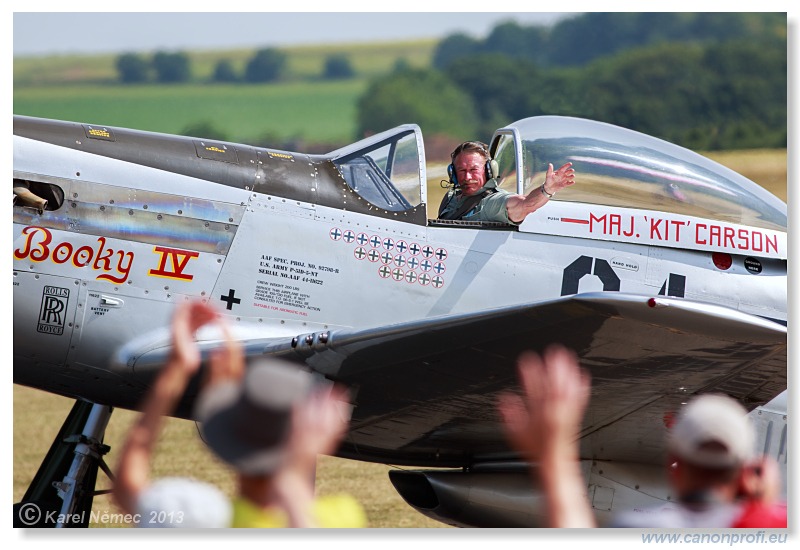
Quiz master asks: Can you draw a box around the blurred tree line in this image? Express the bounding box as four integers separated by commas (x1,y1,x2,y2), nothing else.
359,13,786,151
116,47,355,84
113,13,786,152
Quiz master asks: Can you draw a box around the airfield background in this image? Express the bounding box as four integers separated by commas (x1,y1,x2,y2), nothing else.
13,11,786,528
14,13,785,156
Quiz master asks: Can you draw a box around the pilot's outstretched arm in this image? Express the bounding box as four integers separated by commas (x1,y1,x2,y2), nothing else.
505,162,575,223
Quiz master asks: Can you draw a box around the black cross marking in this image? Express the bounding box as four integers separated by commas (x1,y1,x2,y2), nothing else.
220,288,241,310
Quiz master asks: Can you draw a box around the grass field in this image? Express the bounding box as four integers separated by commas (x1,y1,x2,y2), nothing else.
14,80,368,145
12,385,447,529
13,39,436,146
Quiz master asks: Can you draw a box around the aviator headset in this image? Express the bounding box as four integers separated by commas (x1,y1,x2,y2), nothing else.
447,141,500,187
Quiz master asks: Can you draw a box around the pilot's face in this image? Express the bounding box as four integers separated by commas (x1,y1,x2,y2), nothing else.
453,152,487,196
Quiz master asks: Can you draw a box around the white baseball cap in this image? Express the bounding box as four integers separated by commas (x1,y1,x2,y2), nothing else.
667,394,754,469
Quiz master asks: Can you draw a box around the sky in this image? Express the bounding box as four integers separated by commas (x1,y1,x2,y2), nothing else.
13,11,576,57
11,5,798,58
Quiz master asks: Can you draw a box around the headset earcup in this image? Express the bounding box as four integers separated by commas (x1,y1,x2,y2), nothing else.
486,159,499,180
447,163,457,185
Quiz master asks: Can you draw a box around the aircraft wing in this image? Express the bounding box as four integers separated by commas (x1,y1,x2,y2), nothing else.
116,293,786,469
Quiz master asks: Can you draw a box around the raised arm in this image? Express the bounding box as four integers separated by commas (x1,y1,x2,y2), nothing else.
112,300,220,515
498,345,595,527
505,162,575,223
271,385,352,527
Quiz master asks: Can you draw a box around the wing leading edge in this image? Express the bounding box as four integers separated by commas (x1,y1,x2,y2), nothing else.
294,294,785,467
115,293,786,468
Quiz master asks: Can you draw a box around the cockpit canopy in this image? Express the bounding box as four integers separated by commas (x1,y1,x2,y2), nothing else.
490,116,786,232
330,125,426,213
327,116,785,233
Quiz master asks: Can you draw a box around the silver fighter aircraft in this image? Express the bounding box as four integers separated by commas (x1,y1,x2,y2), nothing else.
13,115,787,527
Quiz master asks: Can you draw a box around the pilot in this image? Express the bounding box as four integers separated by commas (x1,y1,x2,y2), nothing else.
437,141,575,224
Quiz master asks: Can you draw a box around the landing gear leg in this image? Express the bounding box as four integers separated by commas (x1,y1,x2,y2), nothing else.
14,400,113,528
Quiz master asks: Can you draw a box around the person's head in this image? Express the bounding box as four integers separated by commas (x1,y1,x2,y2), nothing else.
448,141,494,196
666,394,755,500
136,477,232,528
195,358,314,478
738,455,781,503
